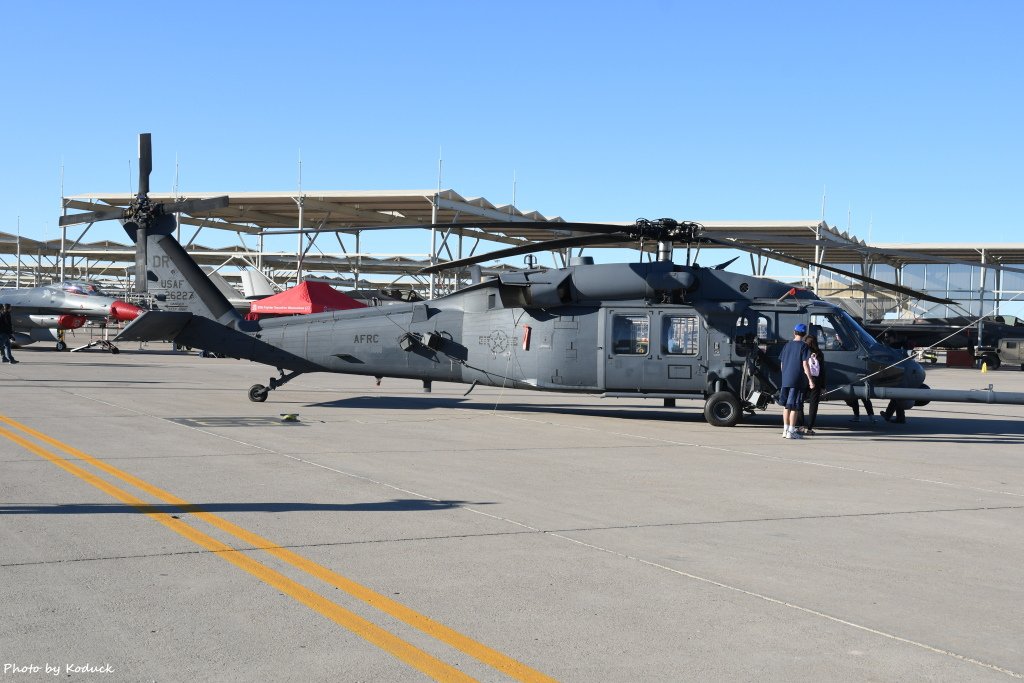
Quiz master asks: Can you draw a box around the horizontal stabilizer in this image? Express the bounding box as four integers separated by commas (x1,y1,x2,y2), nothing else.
114,311,194,342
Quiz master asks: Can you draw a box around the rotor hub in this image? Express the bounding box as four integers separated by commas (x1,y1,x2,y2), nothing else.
631,218,704,243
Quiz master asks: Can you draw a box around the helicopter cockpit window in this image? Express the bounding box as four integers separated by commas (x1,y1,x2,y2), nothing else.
663,315,698,355
612,315,650,355
835,310,883,350
809,314,857,351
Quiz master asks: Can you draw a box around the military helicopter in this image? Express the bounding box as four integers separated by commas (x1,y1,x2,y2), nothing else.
0,280,142,352
61,134,1024,424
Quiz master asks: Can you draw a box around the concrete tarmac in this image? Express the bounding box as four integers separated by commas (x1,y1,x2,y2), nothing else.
1,347,1022,682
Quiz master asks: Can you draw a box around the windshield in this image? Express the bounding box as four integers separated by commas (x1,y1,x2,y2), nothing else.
836,310,883,350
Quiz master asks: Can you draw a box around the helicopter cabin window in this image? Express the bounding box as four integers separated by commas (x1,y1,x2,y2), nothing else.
612,315,650,355
663,316,699,355
734,314,770,344
809,314,857,351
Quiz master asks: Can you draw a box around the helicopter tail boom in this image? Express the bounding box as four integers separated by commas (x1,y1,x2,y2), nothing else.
116,310,323,373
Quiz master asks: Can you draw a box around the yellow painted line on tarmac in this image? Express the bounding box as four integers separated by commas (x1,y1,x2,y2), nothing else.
0,423,476,683
0,415,559,683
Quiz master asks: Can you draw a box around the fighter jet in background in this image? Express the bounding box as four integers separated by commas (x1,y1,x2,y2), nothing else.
0,280,143,352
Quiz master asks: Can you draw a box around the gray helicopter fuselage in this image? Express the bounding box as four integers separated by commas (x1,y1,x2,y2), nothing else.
240,261,921,401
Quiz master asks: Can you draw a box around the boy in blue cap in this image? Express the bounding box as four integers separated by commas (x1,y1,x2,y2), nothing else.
778,323,815,439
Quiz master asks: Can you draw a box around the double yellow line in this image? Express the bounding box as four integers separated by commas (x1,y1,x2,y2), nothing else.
0,415,557,683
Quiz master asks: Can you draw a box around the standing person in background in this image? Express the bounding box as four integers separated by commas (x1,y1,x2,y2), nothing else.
0,304,17,364
803,333,826,435
845,397,876,423
881,338,910,423
779,323,815,440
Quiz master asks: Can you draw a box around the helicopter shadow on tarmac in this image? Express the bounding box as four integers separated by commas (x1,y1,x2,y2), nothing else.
308,395,1024,445
308,394,706,424
0,499,491,516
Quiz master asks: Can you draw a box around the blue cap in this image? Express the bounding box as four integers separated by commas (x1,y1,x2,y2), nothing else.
794,323,808,333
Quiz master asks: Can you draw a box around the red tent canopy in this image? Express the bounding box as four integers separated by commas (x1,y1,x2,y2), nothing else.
248,281,366,316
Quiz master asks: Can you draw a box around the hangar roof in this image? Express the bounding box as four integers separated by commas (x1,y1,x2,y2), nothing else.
7,188,1024,276
57,190,890,261
867,243,1024,265
61,189,571,247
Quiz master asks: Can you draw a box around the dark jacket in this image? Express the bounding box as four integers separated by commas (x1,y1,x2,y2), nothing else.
0,310,13,335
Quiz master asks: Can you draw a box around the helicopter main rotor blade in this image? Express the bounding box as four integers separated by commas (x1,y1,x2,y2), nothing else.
711,230,1024,277
418,233,625,274
365,220,626,235
59,206,126,226
702,235,955,305
138,133,152,196
163,195,230,216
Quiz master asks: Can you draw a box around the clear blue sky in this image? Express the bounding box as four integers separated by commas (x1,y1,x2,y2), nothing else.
2,1,1021,258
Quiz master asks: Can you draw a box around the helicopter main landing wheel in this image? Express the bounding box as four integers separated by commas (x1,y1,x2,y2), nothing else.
704,391,741,427
55,341,68,352
248,384,269,402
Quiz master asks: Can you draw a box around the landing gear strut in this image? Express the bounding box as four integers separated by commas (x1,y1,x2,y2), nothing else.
70,339,121,354
248,368,303,402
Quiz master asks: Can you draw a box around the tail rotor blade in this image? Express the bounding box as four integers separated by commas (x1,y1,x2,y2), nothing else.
59,206,125,226
163,195,230,215
138,133,152,196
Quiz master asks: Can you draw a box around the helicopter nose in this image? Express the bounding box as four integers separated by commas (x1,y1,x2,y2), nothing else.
110,300,143,322
903,358,926,388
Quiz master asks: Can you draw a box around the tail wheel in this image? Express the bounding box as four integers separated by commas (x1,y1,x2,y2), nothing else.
110,347,120,355
56,341,68,352
704,391,741,427
248,384,269,402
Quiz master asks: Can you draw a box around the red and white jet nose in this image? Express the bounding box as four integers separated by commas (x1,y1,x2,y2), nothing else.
110,300,144,322
57,314,88,330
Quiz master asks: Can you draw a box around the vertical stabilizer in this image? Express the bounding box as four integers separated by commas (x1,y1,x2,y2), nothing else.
240,268,277,299
144,234,242,326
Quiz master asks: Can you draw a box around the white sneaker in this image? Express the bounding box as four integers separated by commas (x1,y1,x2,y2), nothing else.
783,431,792,439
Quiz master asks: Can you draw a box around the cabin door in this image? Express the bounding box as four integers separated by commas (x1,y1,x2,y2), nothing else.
603,308,705,392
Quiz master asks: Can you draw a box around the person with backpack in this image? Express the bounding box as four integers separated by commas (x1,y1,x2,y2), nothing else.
802,334,825,434
778,323,815,439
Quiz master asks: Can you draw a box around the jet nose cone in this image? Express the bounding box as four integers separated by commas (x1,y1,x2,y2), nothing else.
111,300,143,322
